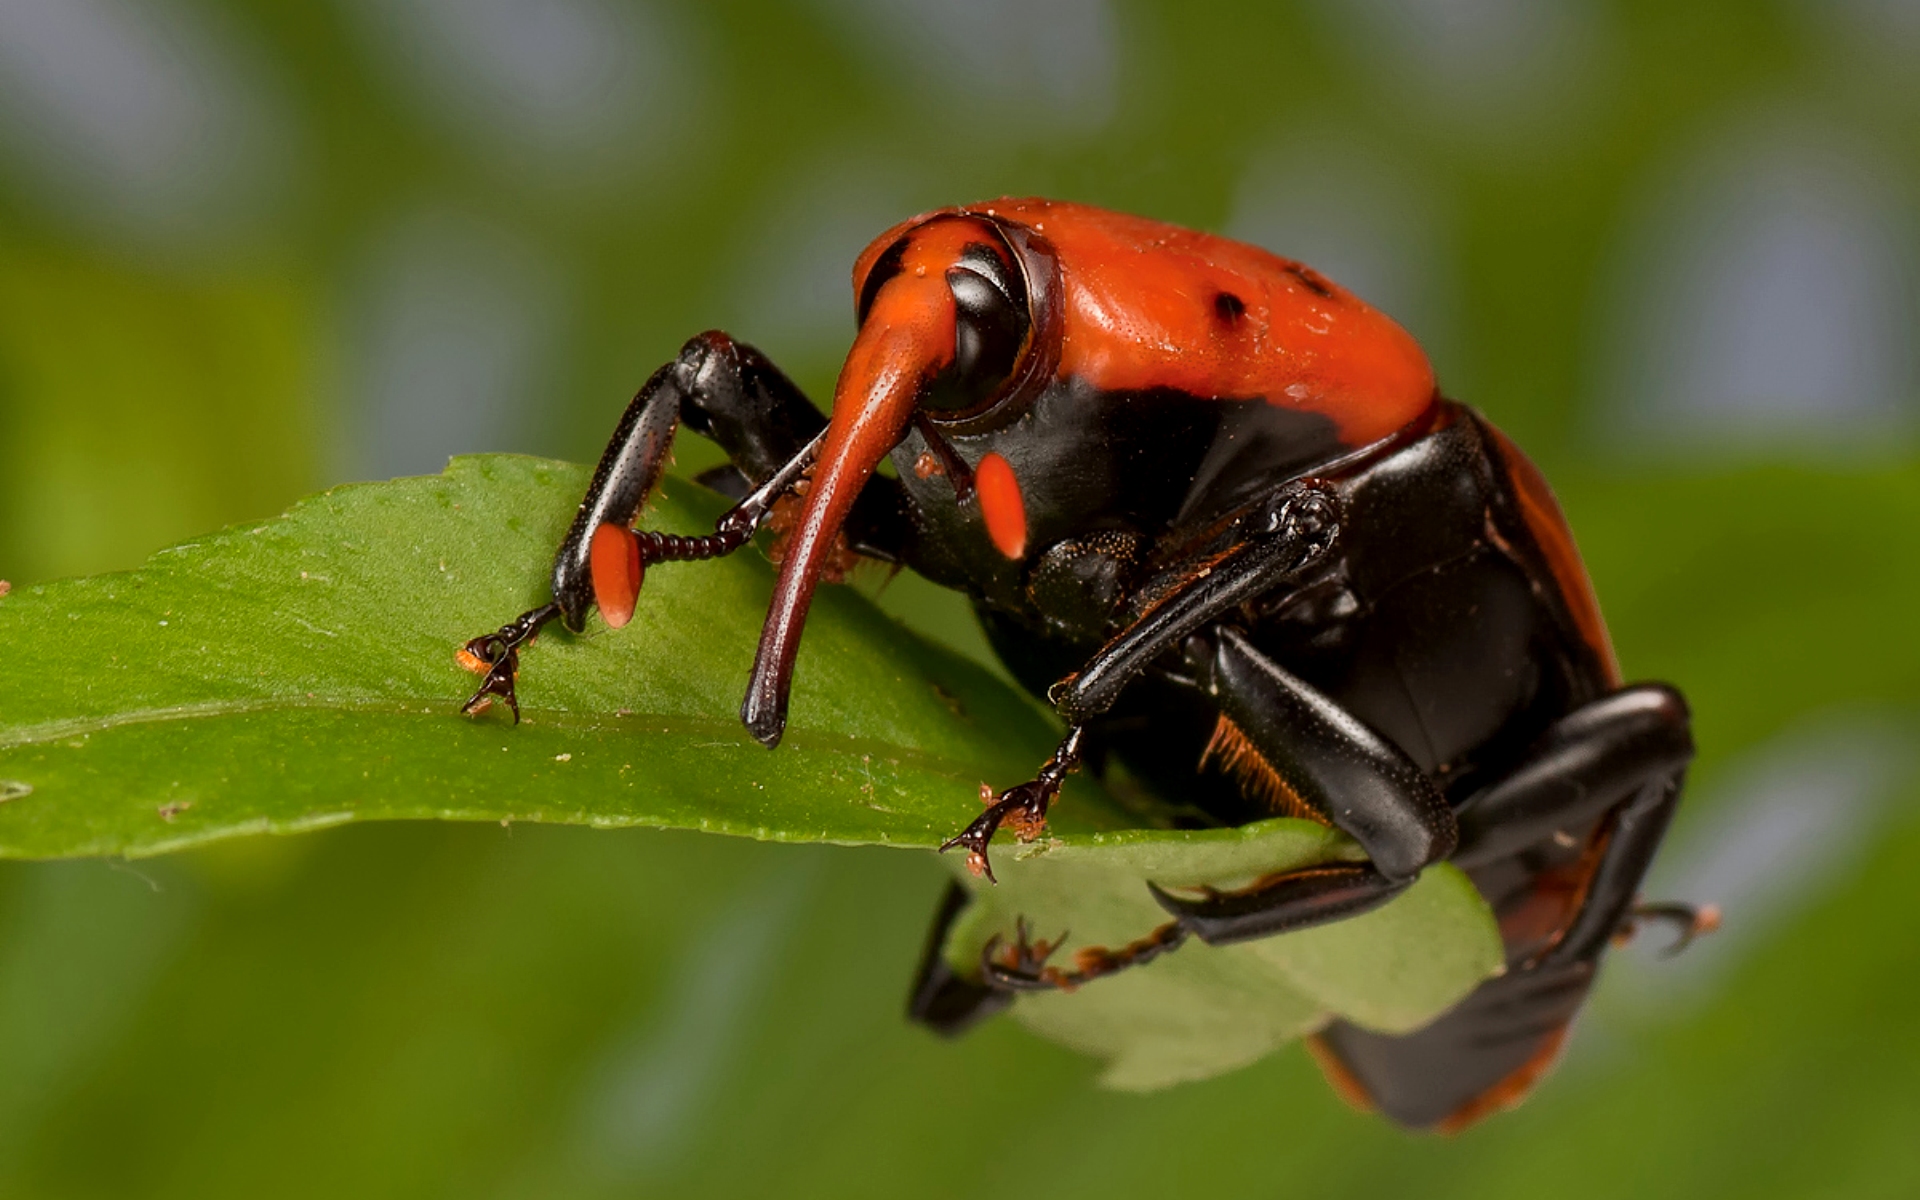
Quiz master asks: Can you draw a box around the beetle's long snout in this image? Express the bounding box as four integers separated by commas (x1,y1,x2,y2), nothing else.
740,271,958,747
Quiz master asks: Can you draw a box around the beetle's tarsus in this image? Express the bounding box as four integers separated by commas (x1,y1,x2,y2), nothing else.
939,727,1085,883
980,920,1071,991
458,602,562,723
1618,900,1721,957
460,655,521,722
981,917,1188,993
940,776,1057,883
940,791,1044,883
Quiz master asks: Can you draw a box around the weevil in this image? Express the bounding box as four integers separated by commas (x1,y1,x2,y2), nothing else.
458,199,1712,1130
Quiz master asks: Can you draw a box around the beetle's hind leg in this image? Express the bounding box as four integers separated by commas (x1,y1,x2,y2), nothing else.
1147,627,1457,945
1306,686,1697,1129
458,331,910,719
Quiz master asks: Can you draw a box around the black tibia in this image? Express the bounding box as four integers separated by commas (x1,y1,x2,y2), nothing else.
1148,867,1410,946
980,918,1189,992
1149,626,1455,946
906,882,1012,1036
459,331,911,719
1445,683,1692,965
1543,769,1685,966
1048,480,1342,726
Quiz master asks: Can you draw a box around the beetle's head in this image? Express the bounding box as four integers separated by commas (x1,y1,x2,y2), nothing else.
741,212,1057,747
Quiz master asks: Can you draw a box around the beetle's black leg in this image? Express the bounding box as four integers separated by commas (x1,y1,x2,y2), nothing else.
1146,868,1414,945
1049,480,1343,726
906,881,1013,1036
945,482,1344,878
1145,626,1456,944
459,331,912,719
1539,770,1688,967
1450,685,1693,868
1433,683,1695,964
979,917,1189,992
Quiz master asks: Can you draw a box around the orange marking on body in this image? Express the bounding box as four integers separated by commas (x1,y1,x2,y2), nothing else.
1304,1035,1377,1115
589,522,643,630
976,451,1028,559
1483,423,1621,687
861,199,1438,446
1200,714,1327,824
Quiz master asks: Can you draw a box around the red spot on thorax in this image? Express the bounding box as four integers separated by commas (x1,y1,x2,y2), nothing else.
975,451,1027,559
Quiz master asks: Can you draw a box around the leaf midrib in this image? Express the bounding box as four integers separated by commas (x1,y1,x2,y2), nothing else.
0,697,1030,786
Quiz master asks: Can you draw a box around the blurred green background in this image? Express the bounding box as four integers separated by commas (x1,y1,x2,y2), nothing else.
3,1,1919,1196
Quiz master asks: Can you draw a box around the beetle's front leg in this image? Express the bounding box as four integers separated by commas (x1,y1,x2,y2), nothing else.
458,331,906,719
941,482,1342,879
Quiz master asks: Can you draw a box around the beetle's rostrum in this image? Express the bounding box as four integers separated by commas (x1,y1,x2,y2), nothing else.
457,198,1710,1131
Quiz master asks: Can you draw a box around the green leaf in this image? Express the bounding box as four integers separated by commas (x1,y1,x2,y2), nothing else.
0,454,1501,1084
0,455,1115,857
941,821,1502,1091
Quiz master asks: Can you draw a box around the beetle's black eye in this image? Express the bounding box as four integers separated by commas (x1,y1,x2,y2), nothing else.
940,269,1024,400
922,246,1030,416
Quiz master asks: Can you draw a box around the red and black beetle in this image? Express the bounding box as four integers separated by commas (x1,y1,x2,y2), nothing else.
459,199,1712,1131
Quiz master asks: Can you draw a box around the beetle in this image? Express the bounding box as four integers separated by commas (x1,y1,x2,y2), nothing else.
457,198,1714,1131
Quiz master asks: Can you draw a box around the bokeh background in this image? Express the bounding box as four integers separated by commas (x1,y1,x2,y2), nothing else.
3,1,1919,1196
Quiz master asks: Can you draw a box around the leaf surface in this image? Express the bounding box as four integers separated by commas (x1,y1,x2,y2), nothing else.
943,821,1501,1090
